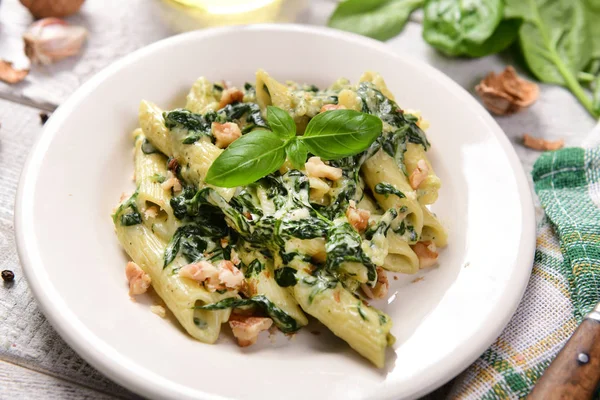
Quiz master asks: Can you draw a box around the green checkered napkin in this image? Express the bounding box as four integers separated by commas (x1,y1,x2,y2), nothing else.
448,146,600,399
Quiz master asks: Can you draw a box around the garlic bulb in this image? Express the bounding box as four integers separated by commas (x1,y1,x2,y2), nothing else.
20,0,85,19
23,18,87,65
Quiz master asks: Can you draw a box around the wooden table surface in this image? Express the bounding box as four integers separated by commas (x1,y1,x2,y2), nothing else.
0,0,597,398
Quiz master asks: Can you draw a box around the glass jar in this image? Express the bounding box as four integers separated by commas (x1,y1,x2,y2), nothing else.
158,0,309,32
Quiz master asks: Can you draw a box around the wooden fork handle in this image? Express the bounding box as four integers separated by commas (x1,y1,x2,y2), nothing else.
528,310,600,400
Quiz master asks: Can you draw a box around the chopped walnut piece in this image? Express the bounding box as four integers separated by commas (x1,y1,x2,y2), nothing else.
230,249,241,266
179,260,244,292
229,315,273,347
217,260,244,290
412,241,439,269
319,104,346,113
180,261,220,288
218,87,244,109
0,60,29,84
346,200,370,232
409,159,429,190
161,171,182,193
125,262,151,296
143,206,159,219
361,267,389,299
305,157,342,181
475,66,539,115
522,134,564,151
150,305,166,318
212,122,241,149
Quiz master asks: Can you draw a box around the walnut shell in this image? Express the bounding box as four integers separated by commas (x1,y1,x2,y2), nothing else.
20,0,85,18
475,66,539,115
0,60,29,84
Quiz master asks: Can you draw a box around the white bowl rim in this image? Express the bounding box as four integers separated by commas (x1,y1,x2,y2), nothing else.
14,24,536,400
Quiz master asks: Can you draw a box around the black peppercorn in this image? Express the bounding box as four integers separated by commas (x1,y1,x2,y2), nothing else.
39,112,49,125
1,270,15,282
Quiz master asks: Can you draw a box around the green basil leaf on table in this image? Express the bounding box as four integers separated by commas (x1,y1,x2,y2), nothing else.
205,130,287,188
583,0,600,67
267,105,296,139
422,0,505,57
327,0,424,41
286,139,309,170
593,75,600,115
505,0,597,117
301,110,383,160
458,18,521,58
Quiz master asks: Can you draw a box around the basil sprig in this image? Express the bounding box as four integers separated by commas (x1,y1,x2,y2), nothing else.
205,106,382,188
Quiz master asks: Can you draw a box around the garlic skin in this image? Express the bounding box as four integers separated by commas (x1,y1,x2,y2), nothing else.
23,18,87,65
20,0,85,18
0,60,29,84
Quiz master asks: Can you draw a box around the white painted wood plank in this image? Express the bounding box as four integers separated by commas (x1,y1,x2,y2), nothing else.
0,0,174,107
0,98,138,399
0,359,123,400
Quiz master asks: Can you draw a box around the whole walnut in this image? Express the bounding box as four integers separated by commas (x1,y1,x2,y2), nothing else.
20,0,85,18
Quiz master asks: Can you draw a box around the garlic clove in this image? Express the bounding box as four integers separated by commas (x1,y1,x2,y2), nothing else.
0,60,29,84
23,18,87,65
20,0,85,19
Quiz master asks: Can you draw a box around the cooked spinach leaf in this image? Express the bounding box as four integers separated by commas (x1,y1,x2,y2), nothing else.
244,259,265,277
356,82,429,150
150,173,166,183
112,192,142,227
274,267,298,287
198,294,300,333
121,211,142,226
164,109,217,144
374,183,405,199
364,207,398,240
326,221,377,285
356,301,368,321
279,217,329,240
163,224,211,267
301,269,339,304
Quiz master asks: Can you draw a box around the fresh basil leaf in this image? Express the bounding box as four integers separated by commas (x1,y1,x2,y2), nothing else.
205,130,287,187
267,106,296,139
286,139,308,169
328,0,424,41
300,110,382,160
505,0,596,117
422,0,504,57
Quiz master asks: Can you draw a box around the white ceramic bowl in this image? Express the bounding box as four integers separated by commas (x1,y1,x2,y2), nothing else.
15,25,535,400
